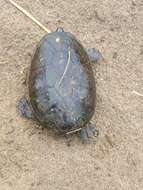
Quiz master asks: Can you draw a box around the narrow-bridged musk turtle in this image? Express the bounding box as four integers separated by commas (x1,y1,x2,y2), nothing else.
18,27,102,142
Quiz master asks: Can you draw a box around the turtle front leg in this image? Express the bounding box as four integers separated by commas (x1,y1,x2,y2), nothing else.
87,48,102,62
79,123,99,143
17,96,34,119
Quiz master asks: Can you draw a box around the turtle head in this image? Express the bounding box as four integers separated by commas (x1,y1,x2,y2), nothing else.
56,27,64,33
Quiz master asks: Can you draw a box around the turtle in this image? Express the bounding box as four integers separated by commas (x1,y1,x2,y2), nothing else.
18,27,102,143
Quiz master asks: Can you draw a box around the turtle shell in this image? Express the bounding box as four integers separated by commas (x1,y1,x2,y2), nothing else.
28,29,96,134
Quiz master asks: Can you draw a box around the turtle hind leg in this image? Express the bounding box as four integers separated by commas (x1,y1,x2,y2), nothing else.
87,48,102,62
79,123,99,143
17,96,33,119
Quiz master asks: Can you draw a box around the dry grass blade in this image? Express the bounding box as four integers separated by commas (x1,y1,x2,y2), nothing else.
58,48,71,86
66,128,82,135
132,90,143,97
8,0,51,33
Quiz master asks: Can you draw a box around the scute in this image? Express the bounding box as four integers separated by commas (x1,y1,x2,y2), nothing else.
28,30,96,133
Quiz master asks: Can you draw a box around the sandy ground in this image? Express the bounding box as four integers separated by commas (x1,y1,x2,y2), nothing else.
0,0,143,189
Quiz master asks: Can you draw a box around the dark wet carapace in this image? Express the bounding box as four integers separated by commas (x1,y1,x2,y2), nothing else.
19,28,99,141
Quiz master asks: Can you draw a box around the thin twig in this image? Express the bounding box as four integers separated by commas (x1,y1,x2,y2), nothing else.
132,90,143,97
58,48,71,86
66,128,82,135
8,0,51,33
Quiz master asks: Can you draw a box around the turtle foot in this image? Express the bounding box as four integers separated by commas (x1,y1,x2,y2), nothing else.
17,96,33,119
